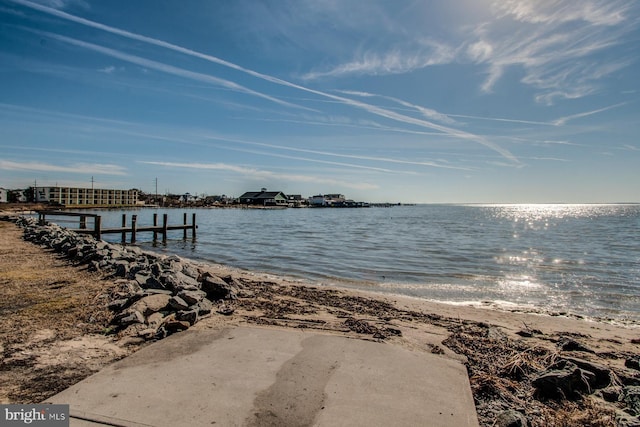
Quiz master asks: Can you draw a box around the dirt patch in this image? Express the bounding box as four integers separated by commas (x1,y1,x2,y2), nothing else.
0,221,135,403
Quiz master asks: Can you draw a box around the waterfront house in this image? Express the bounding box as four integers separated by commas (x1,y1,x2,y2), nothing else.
287,194,307,207
239,190,288,206
309,195,328,207
309,194,346,207
325,194,346,203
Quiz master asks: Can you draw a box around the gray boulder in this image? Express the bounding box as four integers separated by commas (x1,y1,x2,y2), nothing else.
194,298,213,316
176,309,198,325
201,273,237,300
169,296,189,311
532,360,595,399
130,294,171,317
160,271,199,291
114,310,145,326
177,290,206,305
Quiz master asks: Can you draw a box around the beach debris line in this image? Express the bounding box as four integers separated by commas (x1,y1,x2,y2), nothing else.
443,322,640,426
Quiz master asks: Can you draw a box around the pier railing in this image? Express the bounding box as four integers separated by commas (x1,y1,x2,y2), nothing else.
37,211,196,243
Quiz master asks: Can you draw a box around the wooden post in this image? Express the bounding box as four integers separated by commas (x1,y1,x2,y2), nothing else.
80,215,86,229
162,214,168,243
95,216,102,240
153,213,158,242
131,215,137,243
183,212,188,239
38,212,44,226
192,213,197,240
121,214,127,244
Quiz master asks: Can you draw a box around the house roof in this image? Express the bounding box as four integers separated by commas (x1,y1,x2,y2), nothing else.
239,191,286,200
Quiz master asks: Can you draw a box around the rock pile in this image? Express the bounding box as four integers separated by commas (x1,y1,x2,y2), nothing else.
13,216,239,340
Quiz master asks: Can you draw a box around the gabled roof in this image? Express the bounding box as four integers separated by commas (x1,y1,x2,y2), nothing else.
239,192,262,199
239,191,287,200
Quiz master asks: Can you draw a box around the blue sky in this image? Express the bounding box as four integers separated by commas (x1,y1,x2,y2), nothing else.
1,0,638,203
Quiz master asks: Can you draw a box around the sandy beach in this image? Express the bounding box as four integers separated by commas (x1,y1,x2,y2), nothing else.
1,214,639,426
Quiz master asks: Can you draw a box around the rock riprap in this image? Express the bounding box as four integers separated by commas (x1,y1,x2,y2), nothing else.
13,216,238,340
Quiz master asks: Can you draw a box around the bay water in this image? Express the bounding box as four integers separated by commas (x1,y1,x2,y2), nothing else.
74,204,640,322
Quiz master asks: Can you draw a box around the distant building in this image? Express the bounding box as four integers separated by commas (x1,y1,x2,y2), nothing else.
287,194,307,207
180,193,196,203
239,190,288,206
14,190,27,203
309,195,328,207
325,194,345,202
35,186,138,207
309,194,346,207
0,188,7,203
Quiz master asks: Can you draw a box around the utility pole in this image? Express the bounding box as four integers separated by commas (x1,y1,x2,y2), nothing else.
155,177,158,206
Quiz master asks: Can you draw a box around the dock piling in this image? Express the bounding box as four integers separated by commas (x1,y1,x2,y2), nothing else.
131,215,137,243
121,214,127,244
153,213,158,241
183,213,188,239
95,216,102,240
162,214,168,243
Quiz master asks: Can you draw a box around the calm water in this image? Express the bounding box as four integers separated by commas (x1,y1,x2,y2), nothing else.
73,204,640,322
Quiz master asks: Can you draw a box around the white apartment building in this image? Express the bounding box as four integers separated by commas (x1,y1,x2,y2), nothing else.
35,187,138,206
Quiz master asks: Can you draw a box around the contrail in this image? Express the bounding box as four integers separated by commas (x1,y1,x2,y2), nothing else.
12,0,520,164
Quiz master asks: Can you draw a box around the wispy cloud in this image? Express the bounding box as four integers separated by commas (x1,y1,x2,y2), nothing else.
198,133,469,171
337,90,456,124
32,30,308,111
32,0,89,11
301,39,458,80
0,5,25,16
0,103,459,173
447,101,629,127
493,0,630,26
247,116,453,137
447,113,552,126
552,102,628,125
97,65,117,74
297,0,638,105
209,144,402,174
473,0,638,103
11,0,519,164
138,161,379,190
0,160,127,175
529,156,570,162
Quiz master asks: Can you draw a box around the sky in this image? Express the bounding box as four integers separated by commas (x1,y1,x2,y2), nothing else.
0,0,639,203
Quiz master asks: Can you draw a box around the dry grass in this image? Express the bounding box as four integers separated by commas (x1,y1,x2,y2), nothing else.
0,220,127,403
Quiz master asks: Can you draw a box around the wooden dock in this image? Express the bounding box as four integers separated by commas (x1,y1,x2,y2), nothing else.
37,211,196,243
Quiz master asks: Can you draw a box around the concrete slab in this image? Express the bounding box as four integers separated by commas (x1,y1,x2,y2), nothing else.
45,327,478,427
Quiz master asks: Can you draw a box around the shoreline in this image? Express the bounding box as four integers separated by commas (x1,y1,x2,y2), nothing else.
141,248,640,328
275,274,640,328
9,202,639,324
2,214,640,426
